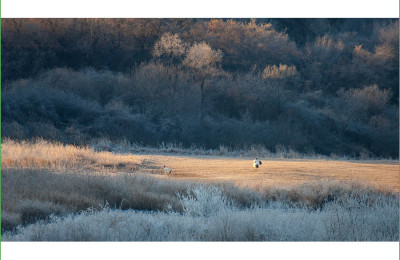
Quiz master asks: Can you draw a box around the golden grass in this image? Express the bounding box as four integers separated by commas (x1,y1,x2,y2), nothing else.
2,140,398,233
2,139,398,192
1,139,141,172
149,155,399,193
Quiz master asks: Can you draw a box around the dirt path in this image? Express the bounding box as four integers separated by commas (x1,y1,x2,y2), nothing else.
132,155,399,192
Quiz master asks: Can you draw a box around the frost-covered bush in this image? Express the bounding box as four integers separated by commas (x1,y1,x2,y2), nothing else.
3,185,398,241
178,185,232,217
322,194,399,241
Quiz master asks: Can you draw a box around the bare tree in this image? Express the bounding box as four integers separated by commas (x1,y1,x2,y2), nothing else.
331,85,392,132
262,64,299,115
183,42,223,118
153,32,188,65
262,64,298,79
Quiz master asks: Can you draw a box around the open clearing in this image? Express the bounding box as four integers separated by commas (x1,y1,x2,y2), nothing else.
136,155,399,192
2,140,398,192
2,141,398,241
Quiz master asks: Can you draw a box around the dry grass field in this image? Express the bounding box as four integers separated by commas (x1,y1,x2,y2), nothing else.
139,155,399,193
1,139,399,241
2,139,398,192
1,139,141,172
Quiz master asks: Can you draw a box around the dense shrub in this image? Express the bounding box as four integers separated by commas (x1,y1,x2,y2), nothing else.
3,183,398,241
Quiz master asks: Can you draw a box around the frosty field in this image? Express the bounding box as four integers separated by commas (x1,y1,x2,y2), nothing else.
1,140,399,241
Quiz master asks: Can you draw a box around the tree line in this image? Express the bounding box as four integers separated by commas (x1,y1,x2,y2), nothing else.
1,18,399,157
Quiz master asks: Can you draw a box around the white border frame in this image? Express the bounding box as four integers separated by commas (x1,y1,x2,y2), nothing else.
1,1,398,260
2,242,399,260
1,0,399,18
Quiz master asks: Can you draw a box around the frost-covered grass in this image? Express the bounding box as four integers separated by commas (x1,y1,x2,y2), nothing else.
3,185,398,241
4,137,396,162
2,140,398,241
90,138,342,160
89,138,399,161
3,165,395,234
